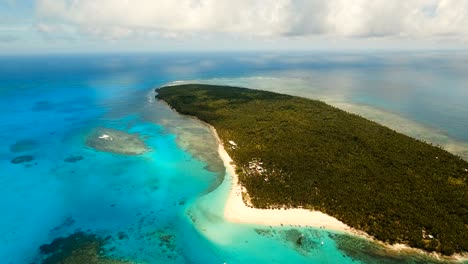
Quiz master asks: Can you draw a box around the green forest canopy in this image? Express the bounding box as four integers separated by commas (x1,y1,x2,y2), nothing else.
156,84,468,256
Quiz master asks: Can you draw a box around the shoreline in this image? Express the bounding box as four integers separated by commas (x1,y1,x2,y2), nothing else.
207,124,468,263
165,79,468,161
155,92,467,262
209,125,355,232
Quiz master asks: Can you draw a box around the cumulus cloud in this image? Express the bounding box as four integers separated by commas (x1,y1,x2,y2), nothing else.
34,0,468,40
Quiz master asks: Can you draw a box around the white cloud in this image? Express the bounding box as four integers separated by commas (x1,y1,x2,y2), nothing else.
34,0,468,41
35,22,77,41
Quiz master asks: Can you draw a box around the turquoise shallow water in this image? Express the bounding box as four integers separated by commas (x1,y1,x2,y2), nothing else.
0,53,466,263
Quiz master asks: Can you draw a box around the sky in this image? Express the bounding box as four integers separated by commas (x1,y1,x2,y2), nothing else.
1,0,468,54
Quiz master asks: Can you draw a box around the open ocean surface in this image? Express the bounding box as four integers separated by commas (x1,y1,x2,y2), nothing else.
0,52,467,264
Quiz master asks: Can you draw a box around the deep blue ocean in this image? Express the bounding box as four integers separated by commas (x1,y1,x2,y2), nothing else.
1,52,467,264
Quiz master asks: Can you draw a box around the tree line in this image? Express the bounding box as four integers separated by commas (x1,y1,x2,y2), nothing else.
156,84,468,256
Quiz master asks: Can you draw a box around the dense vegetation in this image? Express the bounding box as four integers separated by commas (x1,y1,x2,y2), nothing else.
156,84,468,255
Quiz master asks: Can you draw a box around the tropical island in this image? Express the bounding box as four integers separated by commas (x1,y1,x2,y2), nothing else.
156,84,468,257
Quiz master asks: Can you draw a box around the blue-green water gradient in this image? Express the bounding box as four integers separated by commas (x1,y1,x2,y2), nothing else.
1,52,466,264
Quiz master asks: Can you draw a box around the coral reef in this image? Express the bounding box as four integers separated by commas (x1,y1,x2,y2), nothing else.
64,155,84,163
85,128,149,155
11,155,34,164
10,139,38,153
39,232,131,264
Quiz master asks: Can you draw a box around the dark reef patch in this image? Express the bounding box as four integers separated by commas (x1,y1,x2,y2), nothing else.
157,230,180,260
254,228,321,255
117,231,128,240
332,234,455,264
38,231,130,264
50,217,75,233
254,228,274,238
64,155,84,163
10,139,38,153
11,155,34,164
281,229,320,254
32,100,54,111
178,199,186,206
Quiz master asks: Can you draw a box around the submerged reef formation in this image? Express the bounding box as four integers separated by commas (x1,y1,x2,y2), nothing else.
32,100,54,111
10,155,34,164
253,227,455,263
85,127,149,155
281,229,321,254
39,232,131,264
10,139,38,153
332,234,455,264
64,155,84,163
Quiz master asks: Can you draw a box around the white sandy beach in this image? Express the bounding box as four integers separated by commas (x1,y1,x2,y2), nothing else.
208,125,468,262
158,98,466,262
158,87,467,262
208,126,353,233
